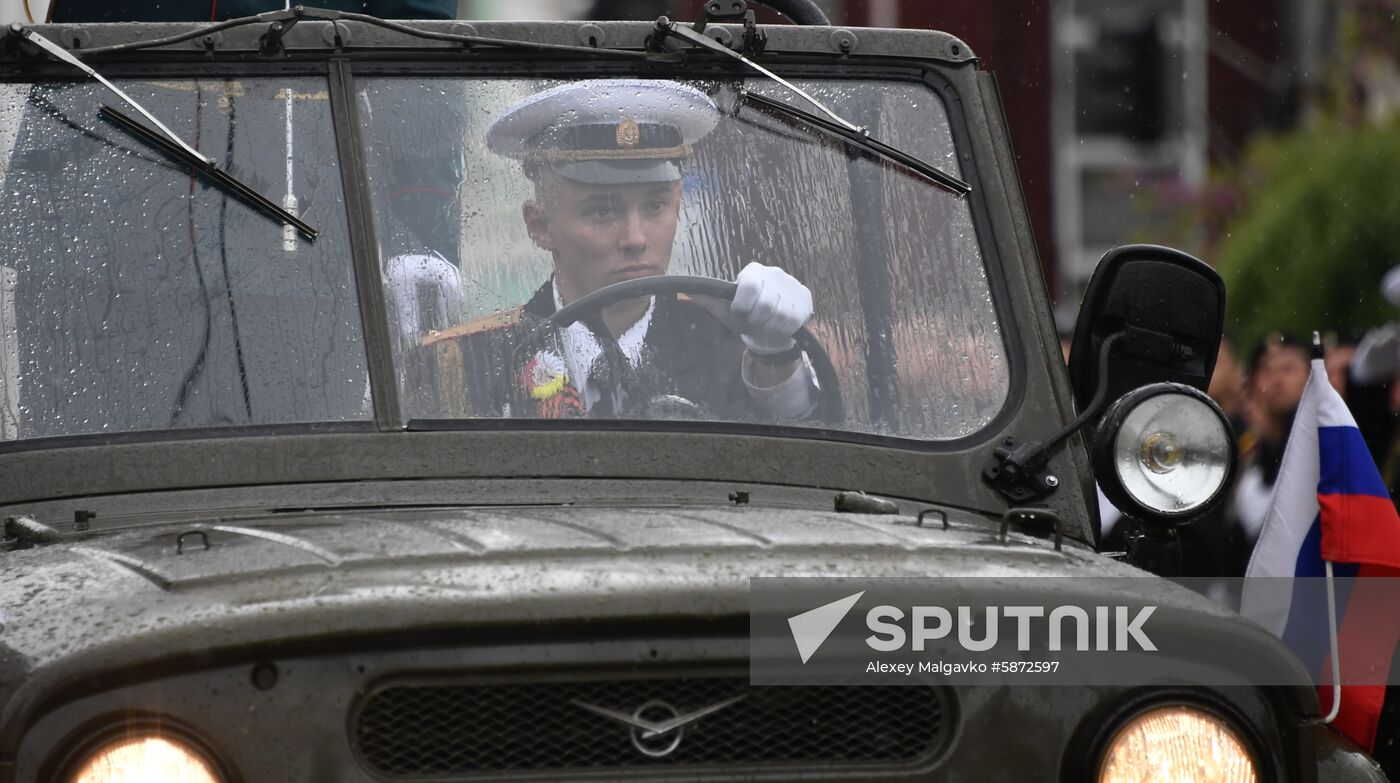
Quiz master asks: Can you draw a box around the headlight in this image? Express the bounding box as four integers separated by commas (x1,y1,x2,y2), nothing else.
1098,704,1257,783
67,735,221,783
1093,383,1236,524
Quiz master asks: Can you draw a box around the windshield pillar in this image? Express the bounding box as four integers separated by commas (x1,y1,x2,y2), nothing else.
845,103,901,430
329,58,403,431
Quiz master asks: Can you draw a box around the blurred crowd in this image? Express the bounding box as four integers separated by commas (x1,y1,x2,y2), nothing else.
1205,269,1400,577
1063,265,1400,593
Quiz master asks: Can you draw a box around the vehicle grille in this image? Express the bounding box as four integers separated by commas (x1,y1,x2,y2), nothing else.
354,676,945,777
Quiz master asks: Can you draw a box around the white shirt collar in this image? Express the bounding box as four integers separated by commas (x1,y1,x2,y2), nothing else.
551,278,655,411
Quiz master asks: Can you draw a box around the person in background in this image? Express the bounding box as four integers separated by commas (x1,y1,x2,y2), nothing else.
1327,331,1360,397
1327,328,1397,471
376,83,469,349
1348,265,1400,493
1232,333,1311,552
1209,334,1246,432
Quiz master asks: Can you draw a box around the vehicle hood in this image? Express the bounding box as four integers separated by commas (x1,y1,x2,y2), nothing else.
0,504,1310,721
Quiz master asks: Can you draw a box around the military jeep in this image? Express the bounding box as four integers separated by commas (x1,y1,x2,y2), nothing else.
0,1,1383,781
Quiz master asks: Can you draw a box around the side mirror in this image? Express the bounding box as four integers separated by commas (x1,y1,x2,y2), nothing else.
1067,245,1224,412
1070,246,1233,527
985,244,1231,510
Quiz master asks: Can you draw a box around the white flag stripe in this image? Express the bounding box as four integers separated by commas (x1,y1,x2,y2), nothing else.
1240,359,1329,636
1315,359,1362,428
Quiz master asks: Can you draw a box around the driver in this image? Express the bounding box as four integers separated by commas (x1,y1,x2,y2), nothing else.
429,79,819,420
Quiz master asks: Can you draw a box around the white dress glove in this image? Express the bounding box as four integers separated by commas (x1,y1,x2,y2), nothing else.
382,252,463,340
1352,322,1400,385
728,262,813,355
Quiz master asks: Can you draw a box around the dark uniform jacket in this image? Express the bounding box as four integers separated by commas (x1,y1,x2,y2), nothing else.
418,280,769,421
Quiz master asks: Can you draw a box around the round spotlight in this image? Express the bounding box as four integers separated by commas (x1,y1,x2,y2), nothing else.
1098,704,1257,782
68,735,222,783
1094,383,1236,524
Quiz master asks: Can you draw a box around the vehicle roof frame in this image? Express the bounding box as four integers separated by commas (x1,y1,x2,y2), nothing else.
2,18,979,65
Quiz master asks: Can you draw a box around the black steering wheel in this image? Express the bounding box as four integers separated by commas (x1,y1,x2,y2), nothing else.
549,275,845,425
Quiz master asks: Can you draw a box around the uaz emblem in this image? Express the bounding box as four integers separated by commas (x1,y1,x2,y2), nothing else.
571,695,745,757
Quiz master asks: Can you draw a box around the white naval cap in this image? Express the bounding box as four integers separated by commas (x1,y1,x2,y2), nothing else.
485,79,719,185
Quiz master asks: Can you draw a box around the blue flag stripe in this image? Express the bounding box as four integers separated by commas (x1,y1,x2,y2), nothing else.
1283,518,1329,672
1319,426,1390,499
1281,517,1361,676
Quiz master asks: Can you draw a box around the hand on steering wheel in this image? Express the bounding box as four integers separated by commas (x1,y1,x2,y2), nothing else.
668,263,814,357
548,272,844,425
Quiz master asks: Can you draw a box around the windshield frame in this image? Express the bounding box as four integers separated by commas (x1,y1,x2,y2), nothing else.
0,54,1025,454
0,22,1090,540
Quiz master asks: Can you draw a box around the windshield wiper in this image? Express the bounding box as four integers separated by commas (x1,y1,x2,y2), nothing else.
13,26,317,240
656,20,971,197
738,92,970,196
97,104,316,240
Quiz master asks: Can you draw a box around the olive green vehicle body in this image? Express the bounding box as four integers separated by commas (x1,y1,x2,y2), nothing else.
0,13,1384,782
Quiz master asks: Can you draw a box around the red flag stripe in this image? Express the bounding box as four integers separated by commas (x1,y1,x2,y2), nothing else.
1319,494,1400,569
1320,683,1387,752
1320,563,1400,751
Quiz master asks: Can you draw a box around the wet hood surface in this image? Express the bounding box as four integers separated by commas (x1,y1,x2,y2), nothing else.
2,504,1114,645
0,504,1300,724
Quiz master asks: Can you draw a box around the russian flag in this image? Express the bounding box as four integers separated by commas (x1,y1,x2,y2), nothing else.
1241,357,1400,751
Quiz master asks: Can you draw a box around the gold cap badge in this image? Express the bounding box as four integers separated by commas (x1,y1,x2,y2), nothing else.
615,117,641,149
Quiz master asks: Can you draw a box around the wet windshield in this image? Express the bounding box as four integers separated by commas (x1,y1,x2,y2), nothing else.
0,77,368,441
363,76,1009,441
0,73,1009,444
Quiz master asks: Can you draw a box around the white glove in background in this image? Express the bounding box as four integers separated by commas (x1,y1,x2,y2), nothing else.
383,252,464,340
727,262,813,355
1384,265,1400,308
1352,322,1400,385
1346,264,1400,386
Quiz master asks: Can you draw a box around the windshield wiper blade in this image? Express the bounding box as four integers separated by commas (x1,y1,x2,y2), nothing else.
740,91,971,197
658,21,970,197
15,26,316,240
99,105,318,241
